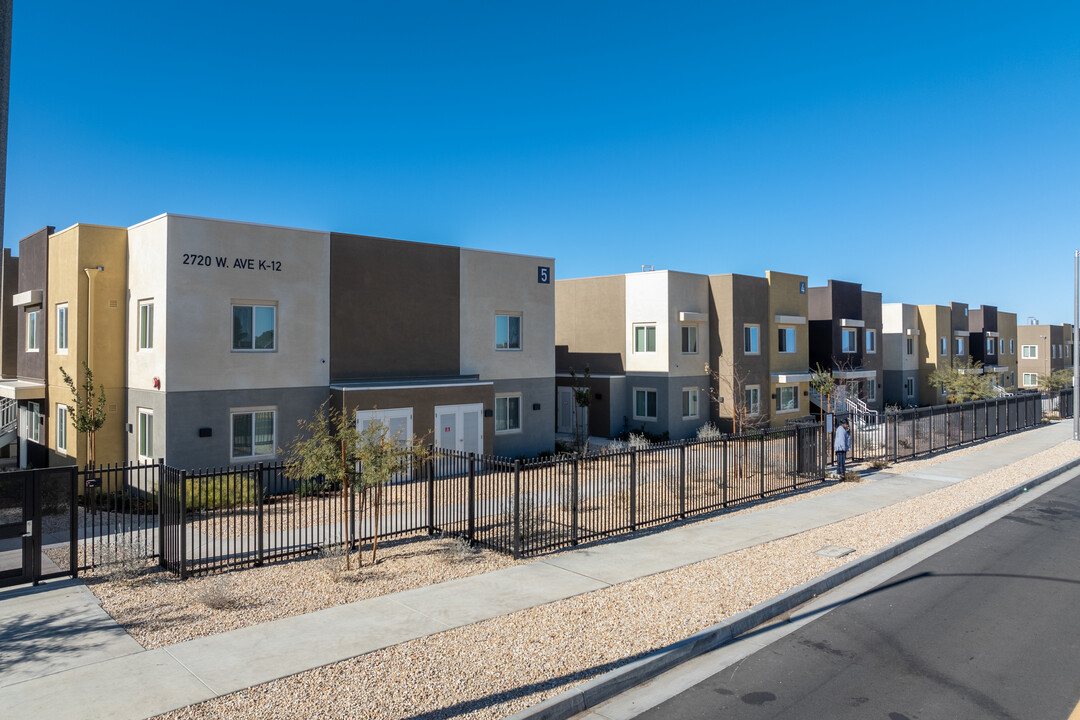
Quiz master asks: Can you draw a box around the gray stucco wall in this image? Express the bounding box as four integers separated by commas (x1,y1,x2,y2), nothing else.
492,376,555,458
160,386,328,469
622,374,709,441
883,369,920,408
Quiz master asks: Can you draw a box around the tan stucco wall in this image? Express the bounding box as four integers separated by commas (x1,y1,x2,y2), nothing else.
766,270,809,376
555,275,626,373
665,271,710,379
459,248,555,381
47,224,128,466
917,304,952,404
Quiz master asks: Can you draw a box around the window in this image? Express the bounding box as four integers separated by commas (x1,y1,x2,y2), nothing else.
495,313,521,350
999,339,1005,355
56,404,68,453
745,385,761,416
955,337,965,356
26,310,39,351
633,388,657,420
904,377,915,398
56,305,68,353
906,337,914,356
138,409,153,459
495,395,521,432
27,402,40,443
139,301,154,350
1022,345,1037,359
1010,339,1015,355
986,337,994,354
867,380,876,402
1068,345,1072,358
231,409,276,459
634,324,656,353
1023,373,1038,387
743,325,759,354
865,329,877,354
777,327,796,353
940,337,947,356
232,304,276,351
775,385,799,413
681,325,698,354
841,329,857,354
681,388,699,419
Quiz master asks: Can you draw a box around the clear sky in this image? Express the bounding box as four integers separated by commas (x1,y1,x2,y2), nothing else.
7,1,1079,324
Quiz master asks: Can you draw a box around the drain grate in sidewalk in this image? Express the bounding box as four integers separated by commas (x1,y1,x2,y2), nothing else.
814,544,855,558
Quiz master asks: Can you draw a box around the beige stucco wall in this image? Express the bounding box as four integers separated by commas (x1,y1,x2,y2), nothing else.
882,303,919,372
665,271,710,379
917,304,952,404
459,248,555,381
766,270,809,375
145,215,330,393
47,224,128,466
554,275,626,373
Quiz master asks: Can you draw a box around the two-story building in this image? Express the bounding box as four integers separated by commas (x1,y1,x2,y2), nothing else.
808,280,883,413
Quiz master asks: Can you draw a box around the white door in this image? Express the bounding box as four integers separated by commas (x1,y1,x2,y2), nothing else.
434,403,484,455
356,407,413,445
557,387,575,433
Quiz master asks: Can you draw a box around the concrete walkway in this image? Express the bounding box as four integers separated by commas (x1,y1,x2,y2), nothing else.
0,422,1073,720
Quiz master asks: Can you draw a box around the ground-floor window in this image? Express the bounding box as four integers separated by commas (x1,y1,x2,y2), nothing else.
1022,373,1038,387
904,377,915,398
27,402,40,443
775,385,799,413
495,395,522,432
745,385,761,416
634,388,657,420
231,408,276,460
138,409,153,460
681,388,699,419
56,404,68,453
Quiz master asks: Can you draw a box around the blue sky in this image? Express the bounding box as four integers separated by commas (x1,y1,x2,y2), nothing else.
8,1,1079,324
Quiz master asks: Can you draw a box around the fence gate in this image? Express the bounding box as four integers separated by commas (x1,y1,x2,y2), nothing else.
0,470,35,587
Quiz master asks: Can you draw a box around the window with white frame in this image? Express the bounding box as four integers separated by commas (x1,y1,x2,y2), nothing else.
495,394,521,432
940,337,947,356
495,313,522,350
681,325,698,354
56,404,68,453
745,385,761,416
775,385,799,413
906,337,914,356
1023,373,1038,387
743,324,759,354
867,379,876,401
26,310,39,351
1010,339,1015,354
232,304,276,351
56,304,68,353
139,301,154,350
999,338,1005,355
1022,345,1037,359
633,388,657,420
27,402,40,443
865,329,877,354
231,408,276,459
634,324,657,353
841,328,857,354
955,337,965,356
777,326,796,353
904,377,915,398
138,408,153,459
681,388,699,419
1068,344,1072,358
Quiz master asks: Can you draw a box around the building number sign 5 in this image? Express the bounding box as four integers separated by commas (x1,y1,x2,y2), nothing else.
182,253,283,271
538,266,551,284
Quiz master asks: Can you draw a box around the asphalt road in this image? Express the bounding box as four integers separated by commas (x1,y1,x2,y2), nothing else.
632,474,1080,720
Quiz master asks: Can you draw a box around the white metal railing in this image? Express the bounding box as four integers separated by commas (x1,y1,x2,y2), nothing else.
809,386,879,426
993,384,1013,397
0,397,16,435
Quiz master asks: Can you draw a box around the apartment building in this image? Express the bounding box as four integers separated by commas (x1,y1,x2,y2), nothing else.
1017,322,1075,391
2,214,556,469
808,280,883,412
882,303,920,407
555,270,710,441
968,304,1013,390
998,311,1018,390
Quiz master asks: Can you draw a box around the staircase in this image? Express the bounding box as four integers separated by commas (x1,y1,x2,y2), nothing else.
0,397,17,449
810,386,880,427
993,384,1013,397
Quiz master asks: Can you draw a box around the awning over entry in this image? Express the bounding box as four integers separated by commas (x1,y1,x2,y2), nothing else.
0,379,46,400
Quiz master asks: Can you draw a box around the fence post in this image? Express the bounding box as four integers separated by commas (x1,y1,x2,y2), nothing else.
679,442,687,518
426,446,436,535
759,433,765,499
467,453,476,542
255,463,265,567
629,450,637,531
69,466,78,578
157,459,166,570
722,436,728,507
178,470,188,580
512,459,521,558
572,456,580,545
793,427,801,489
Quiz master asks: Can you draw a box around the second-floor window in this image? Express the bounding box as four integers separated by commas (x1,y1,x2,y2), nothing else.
56,304,68,352
865,330,877,354
139,301,154,350
777,327,796,353
940,337,947,356
26,310,39,351
233,304,276,351
987,337,995,354
906,337,914,356
1022,345,1037,359
744,325,759,354
495,313,522,350
999,338,1005,355
634,324,656,353
681,325,698,353
955,337,965,356
841,329,857,354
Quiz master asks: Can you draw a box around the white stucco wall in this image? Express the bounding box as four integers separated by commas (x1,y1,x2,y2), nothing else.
127,215,169,391
625,272,670,374
459,248,555,381
153,215,330,392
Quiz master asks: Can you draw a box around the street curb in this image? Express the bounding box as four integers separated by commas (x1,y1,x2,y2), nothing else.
508,454,1080,720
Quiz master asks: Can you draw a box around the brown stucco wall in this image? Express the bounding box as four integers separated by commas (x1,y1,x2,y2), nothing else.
708,273,768,430
329,232,461,380
0,248,17,377
554,275,626,374
17,227,50,382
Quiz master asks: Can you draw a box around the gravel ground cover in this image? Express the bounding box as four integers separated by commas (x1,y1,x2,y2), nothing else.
151,434,1080,720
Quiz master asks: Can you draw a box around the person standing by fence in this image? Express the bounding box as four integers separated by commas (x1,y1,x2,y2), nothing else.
834,418,851,477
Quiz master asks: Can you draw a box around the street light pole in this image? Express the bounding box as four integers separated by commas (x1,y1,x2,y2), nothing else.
1074,250,1078,441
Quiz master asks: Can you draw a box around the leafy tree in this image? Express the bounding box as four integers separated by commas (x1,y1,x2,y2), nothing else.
60,362,108,468
927,357,997,403
809,363,836,424
1038,368,1073,394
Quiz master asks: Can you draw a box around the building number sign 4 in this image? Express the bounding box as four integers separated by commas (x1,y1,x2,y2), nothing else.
182,253,283,271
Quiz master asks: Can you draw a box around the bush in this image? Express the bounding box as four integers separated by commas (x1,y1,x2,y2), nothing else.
696,422,722,441
184,473,257,511
196,573,240,610
296,477,329,498
842,470,862,483
869,458,891,470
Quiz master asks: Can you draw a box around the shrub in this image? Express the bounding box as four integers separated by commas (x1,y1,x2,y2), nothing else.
184,473,258,511
441,534,478,562
627,433,651,450
869,458,891,470
296,477,329,498
695,422,722,441
196,573,239,610
843,470,862,483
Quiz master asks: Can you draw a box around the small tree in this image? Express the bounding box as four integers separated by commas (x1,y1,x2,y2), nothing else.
809,363,835,424
60,362,108,469
705,361,768,436
567,365,591,452
1038,369,1073,415
928,357,997,403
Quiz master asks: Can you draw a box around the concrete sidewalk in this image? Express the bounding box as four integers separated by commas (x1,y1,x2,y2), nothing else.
0,422,1073,720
